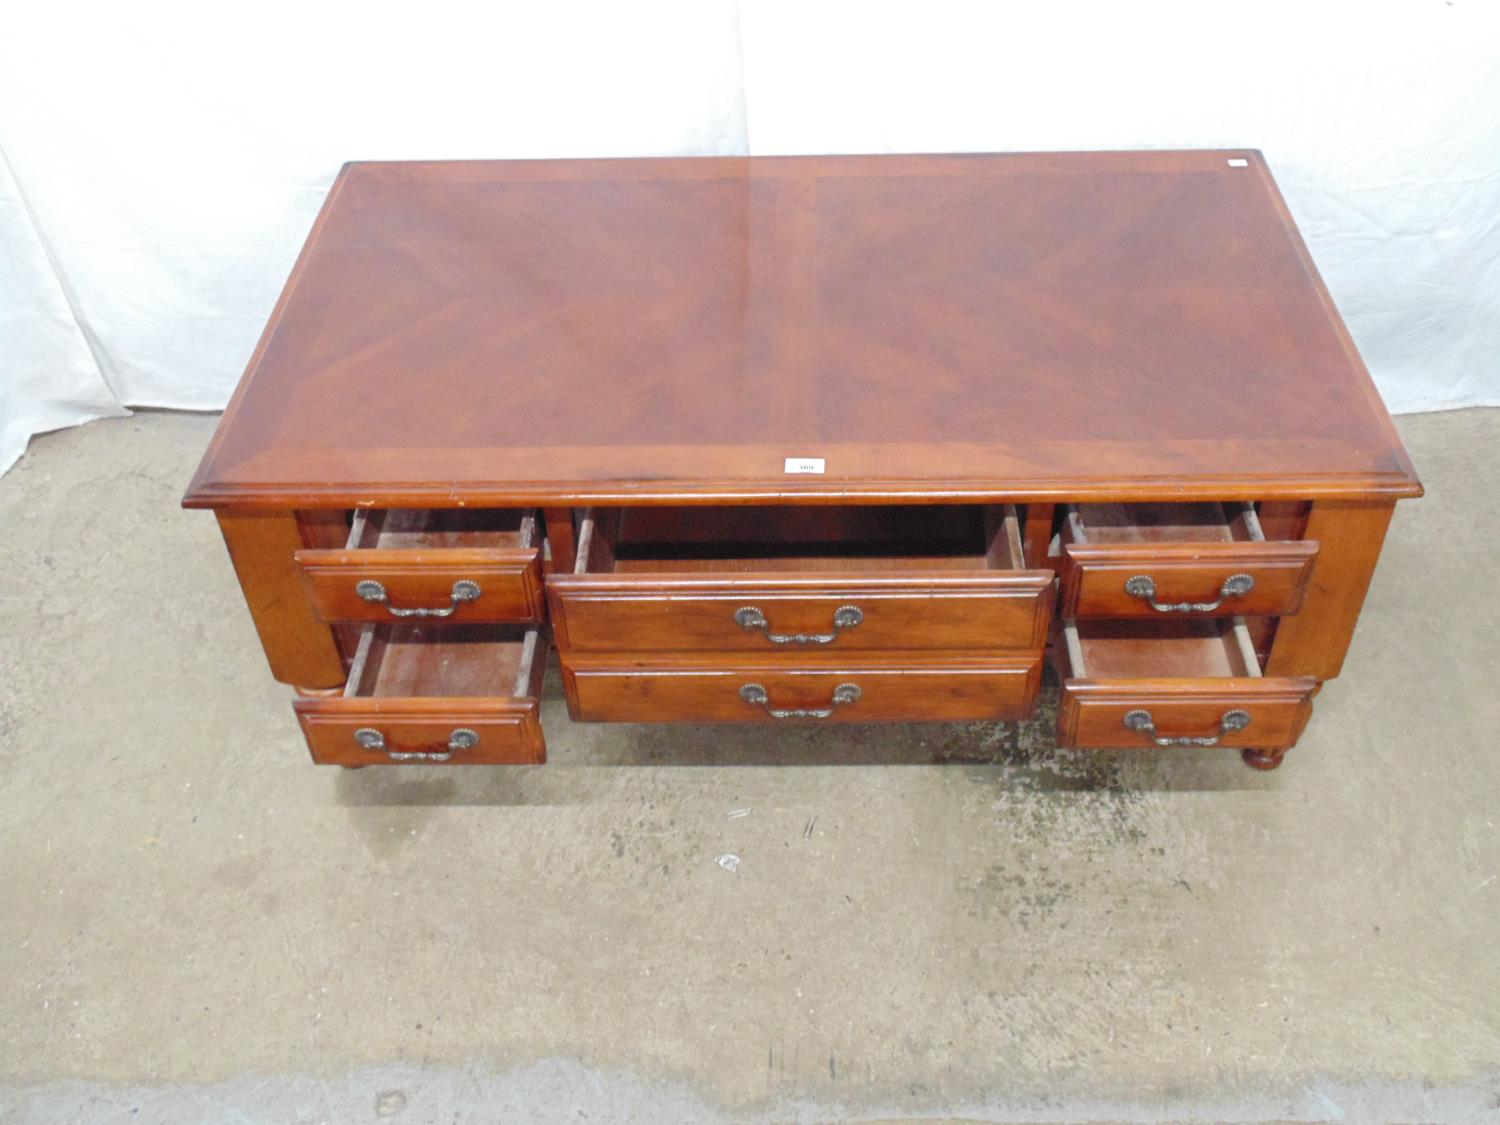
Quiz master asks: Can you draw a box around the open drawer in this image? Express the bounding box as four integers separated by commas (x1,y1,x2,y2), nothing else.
293,623,547,765
295,509,544,624
1056,617,1317,763
1059,502,1317,619
547,505,1053,655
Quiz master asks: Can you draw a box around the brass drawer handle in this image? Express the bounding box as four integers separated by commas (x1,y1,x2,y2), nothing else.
1124,573,1254,613
355,579,481,618
734,604,863,644
1123,708,1250,747
353,726,479,762
739,682,862,719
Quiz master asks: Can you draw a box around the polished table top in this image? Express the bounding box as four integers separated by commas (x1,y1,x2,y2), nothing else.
185,151,1420,509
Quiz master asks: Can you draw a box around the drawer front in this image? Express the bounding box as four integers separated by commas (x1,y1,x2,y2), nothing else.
564,655,1042,722
294,698,545,765
1059,678,1317,751
1060,541,1318,619
548,573,1053,655
296,548,545,624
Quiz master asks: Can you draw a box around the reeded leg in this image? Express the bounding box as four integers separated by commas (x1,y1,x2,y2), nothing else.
1241,747,1287,771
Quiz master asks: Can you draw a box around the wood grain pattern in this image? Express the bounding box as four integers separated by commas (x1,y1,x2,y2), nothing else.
182,151,1421,510
296,547,543,624
563,653,1042,723
1264,501,1396,680
216,511,345,687
1055,618,1316,755
550,504,1050,655
295,698,545,766
1059,540,1319,618
550,572,1052,655
294,509,361,662
1058,678,1317,751
293,624,547,765
1062,618,1258,678
293,508,543,624
1023,504,1056,569
543,508,577,575
182,151,1421,767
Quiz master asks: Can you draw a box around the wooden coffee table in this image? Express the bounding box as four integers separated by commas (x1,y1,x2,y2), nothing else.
185,151,1421,770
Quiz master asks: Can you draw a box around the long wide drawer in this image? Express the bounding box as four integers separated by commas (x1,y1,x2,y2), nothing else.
295,508,544,625
1059,502,1318,619
548,505,1053,655
563,654,1042,722
1056,619,1316,753
551,574,1053,655
294,623,547,765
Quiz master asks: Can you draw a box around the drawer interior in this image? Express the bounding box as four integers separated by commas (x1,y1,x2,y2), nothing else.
1064,501,1266,546
1062,618,1263,680
577,504,1027,574
345,623,541,698
347,508,536,551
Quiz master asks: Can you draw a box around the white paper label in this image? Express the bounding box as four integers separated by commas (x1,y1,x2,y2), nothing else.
1227,158,1249,168
784,457,825,474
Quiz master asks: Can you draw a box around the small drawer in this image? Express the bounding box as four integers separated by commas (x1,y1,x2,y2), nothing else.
547,505,1053,655
1058,502,1317,619
1055,617,1316,755
293,623,547,765
563,653,1042,723
295,509,544,624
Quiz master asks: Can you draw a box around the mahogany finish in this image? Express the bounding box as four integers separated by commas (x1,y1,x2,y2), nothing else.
549,505,1053,655
183,151,1419,511
1060,541,1318,619
185,151,1421,770
294,509,544,624
552,573,1052,656
1264,501,1396,681
293,624,546,765
1060,679,1316,753
563,654,1042,724
1057,620,1317,753
216,511,345,688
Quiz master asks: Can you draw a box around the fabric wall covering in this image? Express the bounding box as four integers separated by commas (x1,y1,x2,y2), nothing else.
2,0,1496,475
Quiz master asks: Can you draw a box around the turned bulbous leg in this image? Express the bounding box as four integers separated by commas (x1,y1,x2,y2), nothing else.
1241,747,1287,771
294,684,342,698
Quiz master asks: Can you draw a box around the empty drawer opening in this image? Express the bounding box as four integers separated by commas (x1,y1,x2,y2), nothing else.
346,624,541,698
1063,501,1268,546
1062,618,1263,680
574,504,1028,574
346,508,536,551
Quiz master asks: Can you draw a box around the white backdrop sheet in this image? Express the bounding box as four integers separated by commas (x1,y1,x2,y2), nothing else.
2,1,1497,475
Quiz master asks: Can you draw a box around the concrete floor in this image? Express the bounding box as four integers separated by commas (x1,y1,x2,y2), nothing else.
0,409,1497,1125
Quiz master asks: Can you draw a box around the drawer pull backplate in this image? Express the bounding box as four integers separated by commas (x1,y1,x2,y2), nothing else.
734,604,863,645
739,682,862,720
1123,573,1254,613
1122,708,1251,747
353,726,480,762
356,579,482,618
